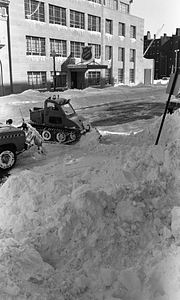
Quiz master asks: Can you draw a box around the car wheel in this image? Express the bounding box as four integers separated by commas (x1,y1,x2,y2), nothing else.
0,148,16,171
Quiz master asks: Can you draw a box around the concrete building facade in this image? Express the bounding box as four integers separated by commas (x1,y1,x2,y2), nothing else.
0,0,154,95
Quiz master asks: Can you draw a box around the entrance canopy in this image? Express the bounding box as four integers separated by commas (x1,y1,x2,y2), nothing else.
67,60,108,72
67,60,108,89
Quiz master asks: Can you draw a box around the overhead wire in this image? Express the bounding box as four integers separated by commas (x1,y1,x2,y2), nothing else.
143,24,165,57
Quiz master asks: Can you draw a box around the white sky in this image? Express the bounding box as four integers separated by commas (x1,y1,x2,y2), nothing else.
131,0,180,37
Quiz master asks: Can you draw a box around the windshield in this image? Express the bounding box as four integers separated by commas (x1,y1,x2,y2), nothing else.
61,103,75,116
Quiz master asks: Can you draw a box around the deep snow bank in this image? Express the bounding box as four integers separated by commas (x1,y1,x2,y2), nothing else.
1,110,180,299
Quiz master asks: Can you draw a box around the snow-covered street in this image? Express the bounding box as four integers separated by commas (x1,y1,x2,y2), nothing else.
1,84,180,300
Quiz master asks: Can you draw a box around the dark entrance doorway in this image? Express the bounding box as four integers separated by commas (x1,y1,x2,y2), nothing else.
71,72,77,89
67,62,108,89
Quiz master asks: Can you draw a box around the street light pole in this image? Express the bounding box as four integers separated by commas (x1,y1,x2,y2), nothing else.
52,50,56,91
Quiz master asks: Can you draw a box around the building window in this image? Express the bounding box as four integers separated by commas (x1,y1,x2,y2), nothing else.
130,49,135,62
130,25,136,38
119,2,129,13
70,10,85,29
27,71,46,88
105,69,111,84
106,0,118,10
118,22,125,36
88,71,100,86
118,47,124,61
70,41,85,58
50,72,67,88
0,6,7,17
24,0,45,22
118,68,124,83
58,74,67,88
88,0,102,3
88,15,101,32
105,45,112,60
105,19,113,34
49,5,66,25
129,68,135,83
88,43,101,59
26,36,45,56
50,39,67,57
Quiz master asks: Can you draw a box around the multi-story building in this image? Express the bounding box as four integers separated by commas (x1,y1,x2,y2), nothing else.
0,0,153,95
144,28,180,79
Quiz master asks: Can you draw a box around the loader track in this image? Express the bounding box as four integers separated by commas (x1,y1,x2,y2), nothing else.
31,126,82,145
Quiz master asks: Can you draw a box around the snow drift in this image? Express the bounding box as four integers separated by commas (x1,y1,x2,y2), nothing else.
1,98,180,299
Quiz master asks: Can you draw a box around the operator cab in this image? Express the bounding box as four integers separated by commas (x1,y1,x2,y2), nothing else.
49,97,76,117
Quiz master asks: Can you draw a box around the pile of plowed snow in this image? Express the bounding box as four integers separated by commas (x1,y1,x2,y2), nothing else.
1,109,180,299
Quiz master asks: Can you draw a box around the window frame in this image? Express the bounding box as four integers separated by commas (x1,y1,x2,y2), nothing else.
24,0,45,22
119,1,129,14
129,68,135,83
130,48,135,62
50,39,67,57
118,68,124,83
27,71,46,88
26,36,46,56
49,4,66,26
88,14,101,32
88,0,102,3
130,25,136,39
118,22,125,37
105,45,112,60
88,43,101,59
70,10,85,29
50,71,67,88
106,0,118,10
0,6,7,17
70,41,85,58
105,19,113,34
88,71,100,86
105,69,111,84
118,47,124,62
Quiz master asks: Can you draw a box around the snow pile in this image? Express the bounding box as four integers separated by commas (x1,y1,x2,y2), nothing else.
1,109,180,299
0,238,55,300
